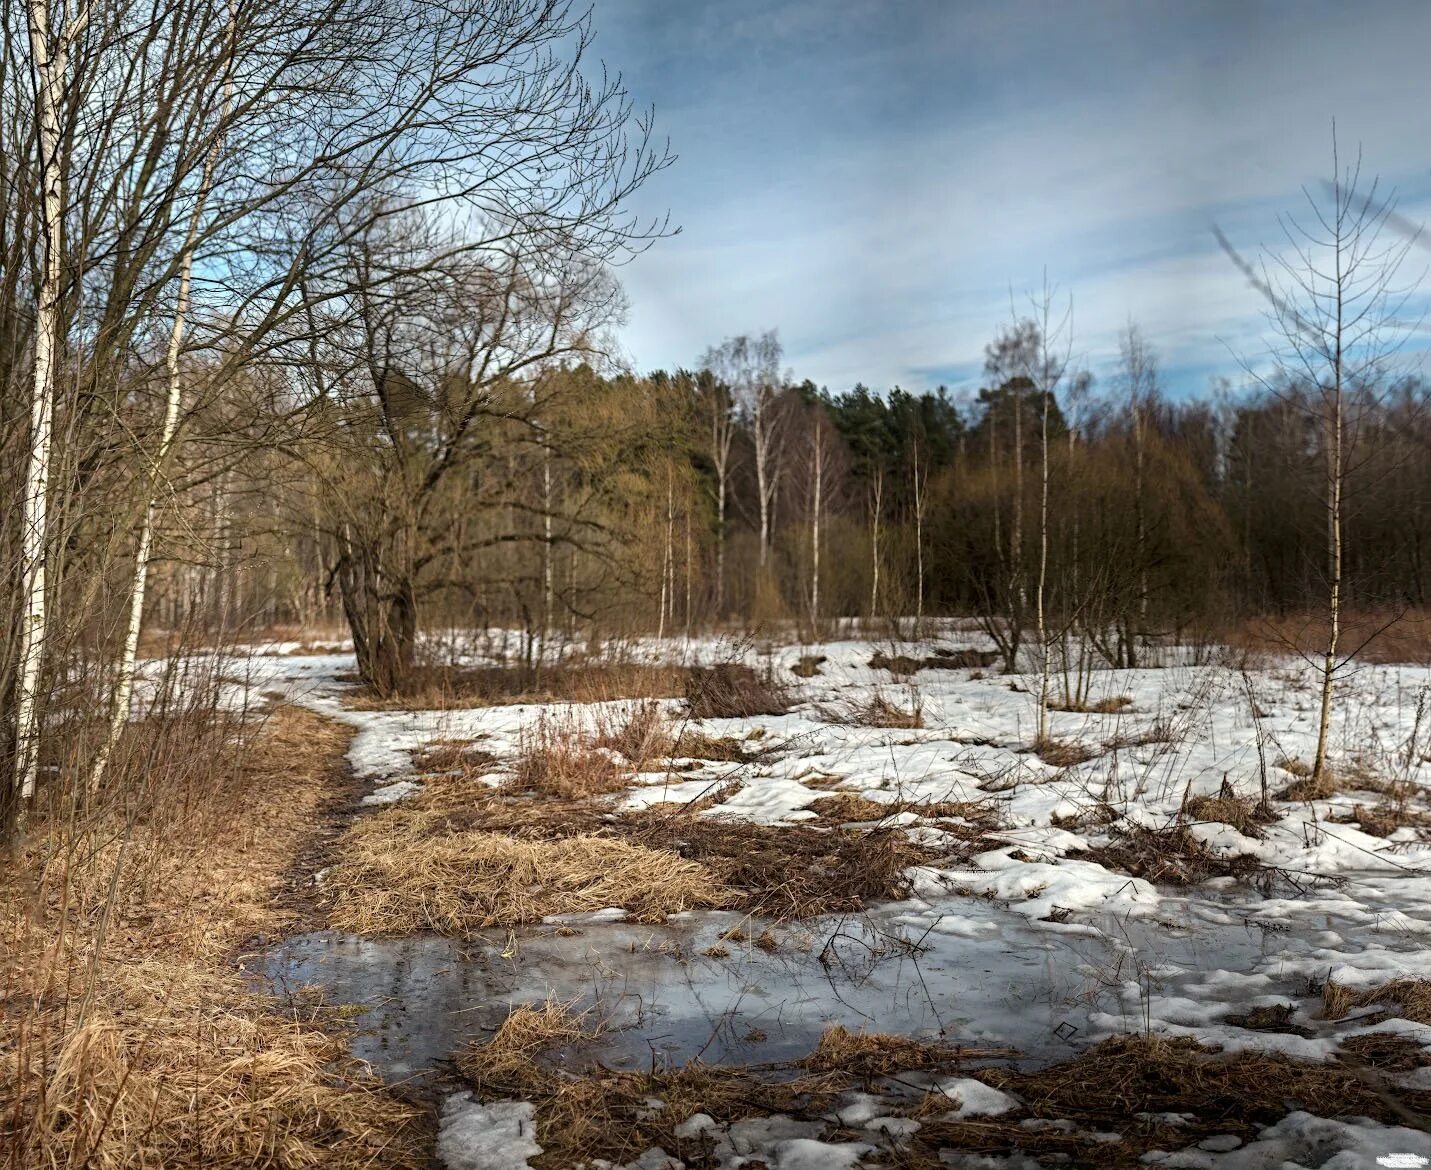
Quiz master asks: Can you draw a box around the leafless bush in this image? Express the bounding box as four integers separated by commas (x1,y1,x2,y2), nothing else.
685,663,790,719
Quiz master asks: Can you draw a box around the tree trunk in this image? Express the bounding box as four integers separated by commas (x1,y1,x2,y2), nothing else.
88,6,237,797
10,0,71,830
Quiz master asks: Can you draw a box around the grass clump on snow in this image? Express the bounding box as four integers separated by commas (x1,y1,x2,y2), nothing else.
685,663,790,718
510,712,631,798
824,691,924,729
1079,823,1265,886
1322,977,1431,1024
326,807,738,935
1032,737,1098,767
345,660,689,710
802,1025,991,1076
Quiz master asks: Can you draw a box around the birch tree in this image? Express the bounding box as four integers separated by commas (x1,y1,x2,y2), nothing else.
11,0,82,827
1218,139,1417,782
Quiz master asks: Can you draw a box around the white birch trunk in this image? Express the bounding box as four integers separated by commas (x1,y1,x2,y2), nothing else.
88,9,236,795
13,0,71,812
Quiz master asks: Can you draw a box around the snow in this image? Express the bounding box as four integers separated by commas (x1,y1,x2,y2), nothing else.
229,628,1431,1167
436,1094,541,1170
1149,1111,1431,1167
928,1077,1020,1118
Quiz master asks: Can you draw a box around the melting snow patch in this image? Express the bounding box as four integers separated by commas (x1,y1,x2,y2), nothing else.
930,1077,1019,1118
362,779,422,805
436,1094,541,1170
1151,1110,1431,1167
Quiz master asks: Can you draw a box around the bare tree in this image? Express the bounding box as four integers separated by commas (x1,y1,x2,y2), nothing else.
695,369,737,618
701,330,786,572
1218,138,1419,781
1118,321,1159,665
10,0,83,826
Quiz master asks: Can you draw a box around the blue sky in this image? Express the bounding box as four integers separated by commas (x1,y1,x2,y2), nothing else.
592,0,1431,399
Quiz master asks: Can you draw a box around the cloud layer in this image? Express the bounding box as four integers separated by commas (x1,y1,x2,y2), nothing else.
597,0,1431,397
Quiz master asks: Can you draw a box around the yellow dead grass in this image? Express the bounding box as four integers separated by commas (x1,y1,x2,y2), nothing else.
0,705,425,1170
326,809,739,935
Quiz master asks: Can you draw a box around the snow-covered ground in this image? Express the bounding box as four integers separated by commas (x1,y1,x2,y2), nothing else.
234,632,1431,1169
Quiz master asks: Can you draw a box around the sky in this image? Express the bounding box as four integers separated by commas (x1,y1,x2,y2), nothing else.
591,0,1431,400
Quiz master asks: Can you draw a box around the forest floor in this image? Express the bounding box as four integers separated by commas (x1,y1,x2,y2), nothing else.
184,632,1431,1164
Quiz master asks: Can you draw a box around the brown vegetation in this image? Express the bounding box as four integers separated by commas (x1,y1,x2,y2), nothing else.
325,807,737,935
1032,737,1097,767
685,663,791,719
345,661,690,711
448,1011,1431,1170
0,706,425,1169
1079,823,1264,885
510,713,632,798
1183,787,1275,837
1048,693,1134,714
1323,978,1431,1025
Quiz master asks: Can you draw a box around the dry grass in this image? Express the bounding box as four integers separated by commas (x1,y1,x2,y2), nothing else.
671,729,755,762
445,1013,1431,1170
684,663,790,719
0,705,425,1170
904,1034,1431,1168
453,1019,1002,1169
325,807,738,935
464,999,601,1084
790,655,827,678
1079,823,1265,886
1331,801,1431,838
1183,785,1276,838
870,648,999,675
410,736,497,775
509,713,631,799
802,1025,988,1076
627,812,933,918
1227,608,1431,665
345,660,689,710
592,700,674,767
1048,694,1134,714
807,793,897,823
846,693,925,729
807,793,1001,831
1323,978,1431,1024
1032,737,1098,767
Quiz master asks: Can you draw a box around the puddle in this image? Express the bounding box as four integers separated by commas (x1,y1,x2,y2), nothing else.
247,885,1388,1085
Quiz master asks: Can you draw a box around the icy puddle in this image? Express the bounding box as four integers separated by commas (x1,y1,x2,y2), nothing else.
251,874,1431,1085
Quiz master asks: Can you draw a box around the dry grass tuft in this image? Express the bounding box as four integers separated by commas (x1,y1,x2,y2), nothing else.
626,813,935,918
671,729,754,762
1183,785,1275,838
851,693,925,728
1032,737,1098,767
1331,801,1431,838
1323,978,1431,1024
592,700,675,768
808,792,896,823
791,654,826,678
871,648,999,675
510,713,631,798
1048,694,1134,714
345,660,688,710
1079,823,1265,886
685,663,790,719
411,736,497,775
465,998,601,1084
326,811,739,935
802,1025,973,1076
